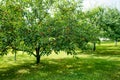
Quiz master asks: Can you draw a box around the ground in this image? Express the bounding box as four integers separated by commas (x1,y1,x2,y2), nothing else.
0,41,120,80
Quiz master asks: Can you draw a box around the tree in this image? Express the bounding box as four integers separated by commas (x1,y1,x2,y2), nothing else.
18,0,85,63
80,7,103,51
100,8,120,46
0,0,23,57
17,0,57,64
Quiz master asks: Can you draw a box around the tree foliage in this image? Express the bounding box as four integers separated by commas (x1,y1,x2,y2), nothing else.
1,0,120,63
0,1,23,55
99,8,120,45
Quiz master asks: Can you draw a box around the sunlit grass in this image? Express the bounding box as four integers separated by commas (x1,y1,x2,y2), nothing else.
0,41,120,80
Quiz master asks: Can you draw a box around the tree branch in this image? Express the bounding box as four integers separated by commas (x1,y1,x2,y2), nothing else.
11,47,36,57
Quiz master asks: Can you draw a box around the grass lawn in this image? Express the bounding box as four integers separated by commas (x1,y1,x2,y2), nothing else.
0,41,120,80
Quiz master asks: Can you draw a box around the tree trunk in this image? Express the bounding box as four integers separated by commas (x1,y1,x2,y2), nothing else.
93,42,96,51
14,52,16,62
35,47,41,64
115,38,118,46
36,54,40,64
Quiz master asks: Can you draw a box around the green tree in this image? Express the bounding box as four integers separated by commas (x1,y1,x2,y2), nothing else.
17,0,56,63
80,7,103,51
17,0,84,63
0,1,23,57
100,8,120,46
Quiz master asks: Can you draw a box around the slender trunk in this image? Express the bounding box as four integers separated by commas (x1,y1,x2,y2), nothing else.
35,47,40,64
93,42,96,51
115,38,118,46
14,52,16,62
14,51,17,62
13,50,17,62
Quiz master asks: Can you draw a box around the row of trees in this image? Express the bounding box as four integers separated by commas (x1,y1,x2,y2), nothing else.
0,0,120,64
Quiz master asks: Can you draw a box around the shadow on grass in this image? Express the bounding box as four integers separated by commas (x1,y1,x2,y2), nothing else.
95,50,120,56
87,44,120,56
0,56,120,80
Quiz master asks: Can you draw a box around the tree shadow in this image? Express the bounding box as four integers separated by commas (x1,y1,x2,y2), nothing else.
93,50,120,56
0,56,120,80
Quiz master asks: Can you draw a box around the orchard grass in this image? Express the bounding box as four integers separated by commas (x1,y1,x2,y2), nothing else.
0,42,120,80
